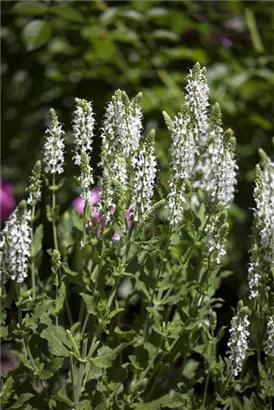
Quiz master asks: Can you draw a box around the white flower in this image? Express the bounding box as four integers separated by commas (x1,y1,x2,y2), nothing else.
185,62,209,146
248,159,274,299
100,90,143,191
227,306,250,377
72,98,95,166
0,202,31,283
203,212,228,265
130,130,157,223
167,105,196,225
27,160,42,206
43,109,65,175
264,316,274,357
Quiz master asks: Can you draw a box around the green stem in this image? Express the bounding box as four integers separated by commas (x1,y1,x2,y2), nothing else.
65,297,73,327
202,332,213,409
18,308,38,373
81,313,90,337
70,355,77,403
75,339,88,402
52,174,58,251
30,205,36,300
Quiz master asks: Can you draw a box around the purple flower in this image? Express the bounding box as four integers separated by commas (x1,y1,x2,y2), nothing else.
1,181,16,223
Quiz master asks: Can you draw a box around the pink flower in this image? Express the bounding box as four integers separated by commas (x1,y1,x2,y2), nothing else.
72,185,133,239
1,181,16,223
72,186,101,214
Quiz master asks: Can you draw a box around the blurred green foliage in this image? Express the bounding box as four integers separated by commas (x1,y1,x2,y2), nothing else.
1,0,274,287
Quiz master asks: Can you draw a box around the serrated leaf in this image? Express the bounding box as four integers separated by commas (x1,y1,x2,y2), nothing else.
40,324,71,357
32,224,43,257
80,293,96,316
91,343,129,369
6,393,34,409
22,20,51,51
40,357,64,380
13,2,46,16
50,5,84,22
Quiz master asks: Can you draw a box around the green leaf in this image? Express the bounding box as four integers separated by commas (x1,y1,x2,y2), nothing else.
0,377,15,405
40,357,64,380
85,363,103,382
13,2,46,16
22,20,51,51
53,385,74,406
41,324,71,357
71,209,83,231
182,359,199,380
108,307,124,320
0,326,8,339
56,282,66,313
6,393,34,409
80,293,96,316
114,327,136,341
32,224,43,257
91,343,129,369
76,401,93,410
135,391,184,409
50,5,84,22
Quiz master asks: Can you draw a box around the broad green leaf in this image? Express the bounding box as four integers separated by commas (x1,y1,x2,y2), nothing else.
50,5,84,22
22,20,51,51
91,343,129,369
13,2,46,16
41,324,71,357
40,357,64,380
6,393,34,409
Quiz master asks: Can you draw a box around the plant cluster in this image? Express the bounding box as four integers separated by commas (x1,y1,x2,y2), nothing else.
1,64,273,410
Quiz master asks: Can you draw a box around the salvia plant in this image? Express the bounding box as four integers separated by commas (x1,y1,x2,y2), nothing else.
0,63,273,410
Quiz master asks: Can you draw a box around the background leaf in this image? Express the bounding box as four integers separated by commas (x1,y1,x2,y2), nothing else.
22,20,51,51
